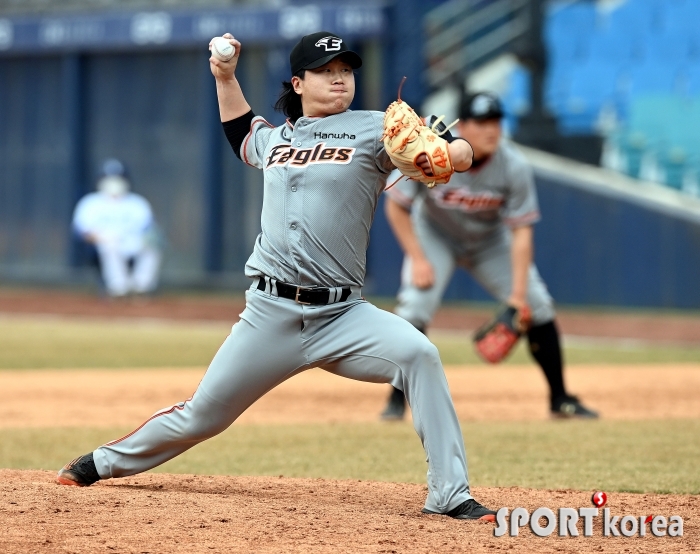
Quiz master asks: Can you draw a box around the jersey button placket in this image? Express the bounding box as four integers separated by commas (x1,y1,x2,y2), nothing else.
287,130,304,280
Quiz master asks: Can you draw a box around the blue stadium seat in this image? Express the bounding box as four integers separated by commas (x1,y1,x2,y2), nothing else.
559,62,621,135
623,62,684,97
660,147,686,190
660,1,700,33
618,131,647,178
503,66,531,116
546,1,596,36
685,66,700,95
502,66,531,135
602,1,657,35
587,30,642,64
665,98,700,159
544,0,700,191
545,3,593,68
544,62,572,115
624,94,700,188
545,25,587,67
645,32,692,63
626,94,681,148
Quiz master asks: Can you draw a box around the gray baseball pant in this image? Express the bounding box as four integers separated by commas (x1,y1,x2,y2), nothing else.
397,218,556,327
93,280,473,513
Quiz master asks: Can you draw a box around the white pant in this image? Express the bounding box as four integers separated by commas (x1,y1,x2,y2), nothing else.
397,219,556,327
94,285,473,513
96,242,160,296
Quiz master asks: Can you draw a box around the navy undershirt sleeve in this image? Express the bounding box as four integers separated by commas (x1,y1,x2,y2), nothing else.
222,110,256,160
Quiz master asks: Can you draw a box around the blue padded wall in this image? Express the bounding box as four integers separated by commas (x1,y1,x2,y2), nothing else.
0,56,75,276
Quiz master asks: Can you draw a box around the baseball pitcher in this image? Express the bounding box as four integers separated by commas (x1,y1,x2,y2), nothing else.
56,32,497,522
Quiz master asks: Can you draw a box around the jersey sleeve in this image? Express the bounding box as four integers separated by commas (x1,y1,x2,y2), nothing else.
73,197,88,234
131,195,155,231
240,115,276,169
72,195,97,235
371,111,395,174
222,111,255,160
385,170,420,210
502,149,541,228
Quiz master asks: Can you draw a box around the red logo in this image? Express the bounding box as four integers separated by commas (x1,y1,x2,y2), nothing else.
432,146,448,168
591,491,607,508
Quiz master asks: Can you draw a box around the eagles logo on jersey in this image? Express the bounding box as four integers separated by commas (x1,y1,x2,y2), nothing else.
266,142,356,168
431,186,504,211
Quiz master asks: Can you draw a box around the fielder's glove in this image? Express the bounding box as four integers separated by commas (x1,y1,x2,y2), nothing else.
473,305,532,364
382,79,456,188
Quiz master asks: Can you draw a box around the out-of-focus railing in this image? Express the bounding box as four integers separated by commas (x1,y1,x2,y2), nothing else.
424,0,530,88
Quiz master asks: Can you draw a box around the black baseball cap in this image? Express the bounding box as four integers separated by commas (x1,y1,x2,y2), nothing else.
289,31,362,76
460,92,504,121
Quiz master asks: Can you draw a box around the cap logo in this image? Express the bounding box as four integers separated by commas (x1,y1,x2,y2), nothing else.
315,36,342,51
472,95,493,116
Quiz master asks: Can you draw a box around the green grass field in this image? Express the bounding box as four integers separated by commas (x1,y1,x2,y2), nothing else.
2,316,700,369
2,420,698,494
2,315,699,495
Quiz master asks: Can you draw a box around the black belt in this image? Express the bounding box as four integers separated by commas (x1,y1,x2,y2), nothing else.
256,276,352,305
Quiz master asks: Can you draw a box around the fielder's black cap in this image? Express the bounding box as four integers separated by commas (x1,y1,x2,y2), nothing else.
460,92,504,121
289,31,362,76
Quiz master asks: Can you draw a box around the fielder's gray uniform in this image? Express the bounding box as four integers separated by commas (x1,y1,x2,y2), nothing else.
388,140,555,326
92,110,474,513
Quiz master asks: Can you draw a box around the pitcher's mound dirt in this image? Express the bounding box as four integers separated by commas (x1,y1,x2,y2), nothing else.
1,470,696,554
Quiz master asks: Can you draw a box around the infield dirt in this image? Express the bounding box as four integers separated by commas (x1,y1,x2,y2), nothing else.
1,364,700,428
2,470,697,553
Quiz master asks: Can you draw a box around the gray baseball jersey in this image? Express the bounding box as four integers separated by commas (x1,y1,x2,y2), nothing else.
90,110,477,515
242,111,393,287
388,140,540,248
388,140,555,326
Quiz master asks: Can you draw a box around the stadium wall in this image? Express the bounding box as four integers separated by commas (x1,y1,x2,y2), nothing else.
0,3,417,287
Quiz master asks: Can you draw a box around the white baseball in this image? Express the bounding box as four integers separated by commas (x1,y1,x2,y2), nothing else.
211,37,235,61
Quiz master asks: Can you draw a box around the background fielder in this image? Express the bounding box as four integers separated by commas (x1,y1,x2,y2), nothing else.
72,159,161,298
380,91,598,421
55,31,498,521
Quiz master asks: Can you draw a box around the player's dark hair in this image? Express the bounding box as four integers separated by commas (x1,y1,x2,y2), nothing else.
274,69,305,122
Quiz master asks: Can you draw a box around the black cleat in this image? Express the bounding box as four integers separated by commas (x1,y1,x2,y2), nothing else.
422,499,497,521
380,387,406,421
56,453,101,487
551,395,599,419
